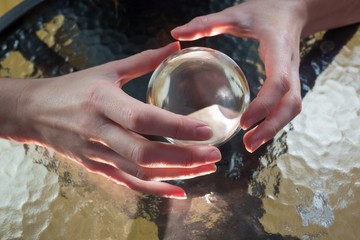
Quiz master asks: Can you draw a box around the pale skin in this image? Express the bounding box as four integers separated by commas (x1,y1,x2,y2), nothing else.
1,0,359,199
0,42,222,199
171,0,360,153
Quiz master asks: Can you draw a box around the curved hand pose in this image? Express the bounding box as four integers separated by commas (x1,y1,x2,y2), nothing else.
0,42,221,199
171,0,360,152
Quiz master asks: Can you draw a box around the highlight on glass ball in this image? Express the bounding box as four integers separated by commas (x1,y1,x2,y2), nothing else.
147,47,250,146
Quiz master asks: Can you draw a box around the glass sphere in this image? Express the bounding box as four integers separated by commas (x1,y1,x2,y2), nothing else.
147,47,250,146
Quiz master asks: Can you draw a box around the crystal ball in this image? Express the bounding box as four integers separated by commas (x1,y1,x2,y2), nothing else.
147,47,250,146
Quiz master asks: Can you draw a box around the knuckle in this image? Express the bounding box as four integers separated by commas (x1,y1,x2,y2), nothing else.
256,97,273,116
289,93,302,115
276,30,292,45
269,122,279,138
75,117,95,139
82,85,103,110
139,49,154,58
135,168,149,181
173,117,185,139
193,16,209,26
130,143,148,166
89,121,111,139
192,16,212,34
137,50,157,69
263,119,280,138
276,73,291,95
124,108,146,132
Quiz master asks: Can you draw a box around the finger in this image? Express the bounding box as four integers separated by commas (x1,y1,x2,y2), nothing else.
102,88,213,141
242,52,301,153
240,76,287,130
104,42,181,86
241,35,301,152
135,163,217,181
240,38,297,130
171,11,238,40
81,159,188,199
91,122,221,168
243,89,302,152
84,142,217,180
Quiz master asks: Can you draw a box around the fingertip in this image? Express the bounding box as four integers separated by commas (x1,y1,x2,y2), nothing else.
170,25,199,41
243,134,253,153
240,119,250,131
140,181,188,199
206,148,222,163
199,163,217,174
245,145,253,153
243,130,261,153
162,41,181,55
168,189,187,199
167,41,181,51
195,125,213,140
170,27,181,39
240,110,256,131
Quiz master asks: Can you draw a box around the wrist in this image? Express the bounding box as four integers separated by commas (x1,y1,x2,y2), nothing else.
0,78,43,142
301,0,360,37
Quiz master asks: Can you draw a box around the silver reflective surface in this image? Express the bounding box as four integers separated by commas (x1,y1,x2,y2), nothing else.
0,0,359,239
147,47,249,146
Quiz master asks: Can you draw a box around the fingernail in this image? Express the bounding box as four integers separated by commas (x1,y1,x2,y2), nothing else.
170,28,179,38
196,125,213,140
247,139,262,153
171,191,187,200
199,164,217,174
206,149,221,162
241,118,255,130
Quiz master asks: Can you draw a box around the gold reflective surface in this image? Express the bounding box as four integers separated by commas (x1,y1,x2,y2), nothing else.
0,5,359,240
259,28,360,239
0,0,23,17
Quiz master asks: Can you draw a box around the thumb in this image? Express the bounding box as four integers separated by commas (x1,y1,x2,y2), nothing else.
102,42,181,86
171,12,234,41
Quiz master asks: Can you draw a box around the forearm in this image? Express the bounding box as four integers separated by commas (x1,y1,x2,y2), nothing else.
302,0,360,37
0,78,33,141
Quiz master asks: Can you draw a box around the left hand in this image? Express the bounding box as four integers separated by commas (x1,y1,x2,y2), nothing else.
4,42,221,199
171,0,306,152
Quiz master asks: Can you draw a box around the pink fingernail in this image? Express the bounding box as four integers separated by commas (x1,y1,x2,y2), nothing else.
249,139,262,153
199,164,217,174
171,191,187,199
241,118,255,130
206,149,221,162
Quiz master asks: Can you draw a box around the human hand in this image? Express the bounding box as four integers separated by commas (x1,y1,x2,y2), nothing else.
9,42,221,199
171,0,306,152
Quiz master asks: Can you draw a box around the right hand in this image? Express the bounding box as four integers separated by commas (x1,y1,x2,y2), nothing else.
171,0,305,153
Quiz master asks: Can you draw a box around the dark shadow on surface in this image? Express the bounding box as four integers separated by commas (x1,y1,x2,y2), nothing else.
0,0,358,239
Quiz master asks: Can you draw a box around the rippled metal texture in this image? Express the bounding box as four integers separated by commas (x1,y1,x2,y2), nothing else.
0,0,359,239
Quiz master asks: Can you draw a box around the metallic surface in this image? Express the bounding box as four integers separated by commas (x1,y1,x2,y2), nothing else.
0,0,359,239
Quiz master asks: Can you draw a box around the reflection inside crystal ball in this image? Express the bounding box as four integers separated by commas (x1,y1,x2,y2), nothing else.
147,47,250,146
